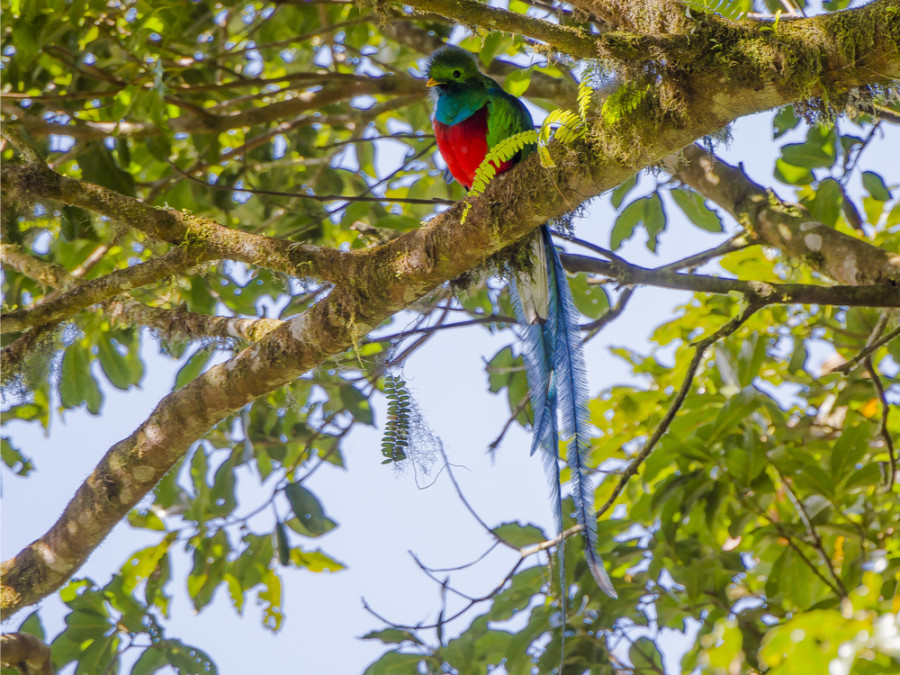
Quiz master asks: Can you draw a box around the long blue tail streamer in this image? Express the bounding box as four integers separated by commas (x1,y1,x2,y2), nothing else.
513,226,617,602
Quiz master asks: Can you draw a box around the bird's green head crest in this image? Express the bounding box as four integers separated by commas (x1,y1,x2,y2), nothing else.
426,45,482,89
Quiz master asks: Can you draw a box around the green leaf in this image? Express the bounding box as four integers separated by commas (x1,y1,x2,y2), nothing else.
611,173,638,209
363,651,427,675
356,140,376,178
670,187,724,232
503,67,532,97
97,334,138,390
831,424,871,487
568,272,610,319
1,436,33,476
629,637,663,672
490,521,547,547
174,346,214,389
862,171,892,201
284,483,334,536
773,106,800,138
275,521,291,565
361,629,423,645
18,610,46,640
774,159,814,185
59,342,103,413
780,125,837,170
610,193,666,251
803,177,842,228
76,143,136,196
131,645,169,675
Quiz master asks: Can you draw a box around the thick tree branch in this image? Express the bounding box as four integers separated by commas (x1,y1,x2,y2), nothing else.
561,253,900,307
0,633,54,675
3,0,898,618
1,247,207,334
0,244,70,290
1,162,351,284
1,243,285,344
664,145,900,287
104,299,284,343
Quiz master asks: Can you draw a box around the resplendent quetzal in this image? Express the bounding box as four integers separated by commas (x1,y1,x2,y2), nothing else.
426,45,616,599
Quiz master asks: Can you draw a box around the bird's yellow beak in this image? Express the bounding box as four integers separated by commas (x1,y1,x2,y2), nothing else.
426,78,438,87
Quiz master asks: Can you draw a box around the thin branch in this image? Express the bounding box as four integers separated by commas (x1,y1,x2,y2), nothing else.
583,286,635,338
367,315,517,345
361,556,528,632
434,442,519,550
865,356,896,488
656,233,753,272
409,551,477,602
833,325,900,374
8,74,425,140
562,253,900,308
488,397,530,452
595,302,762,519
419,541,503,573
168,161,455,206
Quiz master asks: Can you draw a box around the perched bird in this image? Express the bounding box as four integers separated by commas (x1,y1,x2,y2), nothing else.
426,45,617,600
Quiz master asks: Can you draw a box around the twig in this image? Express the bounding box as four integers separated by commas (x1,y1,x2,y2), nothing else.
361,556,528,631
656,233,752,272
865,356,896,488
418,541,502,573
559,233,630,266
168,161,454,206
434,442,519,549
833,325,900,373
408,551,477,602
488,397,530,452
367,314,516,345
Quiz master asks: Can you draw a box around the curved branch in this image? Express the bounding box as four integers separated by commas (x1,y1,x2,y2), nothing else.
1,162,351,284
1,247,207,334
1,243,283,344
664,144,900,287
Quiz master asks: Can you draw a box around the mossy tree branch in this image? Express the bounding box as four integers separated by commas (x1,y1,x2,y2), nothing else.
0,244,285,345
1,247,209,334
664,144,900,287
0,162,351,284
2,0,899,619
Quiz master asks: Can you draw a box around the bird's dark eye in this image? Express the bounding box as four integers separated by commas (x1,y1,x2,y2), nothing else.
453,70,461,78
